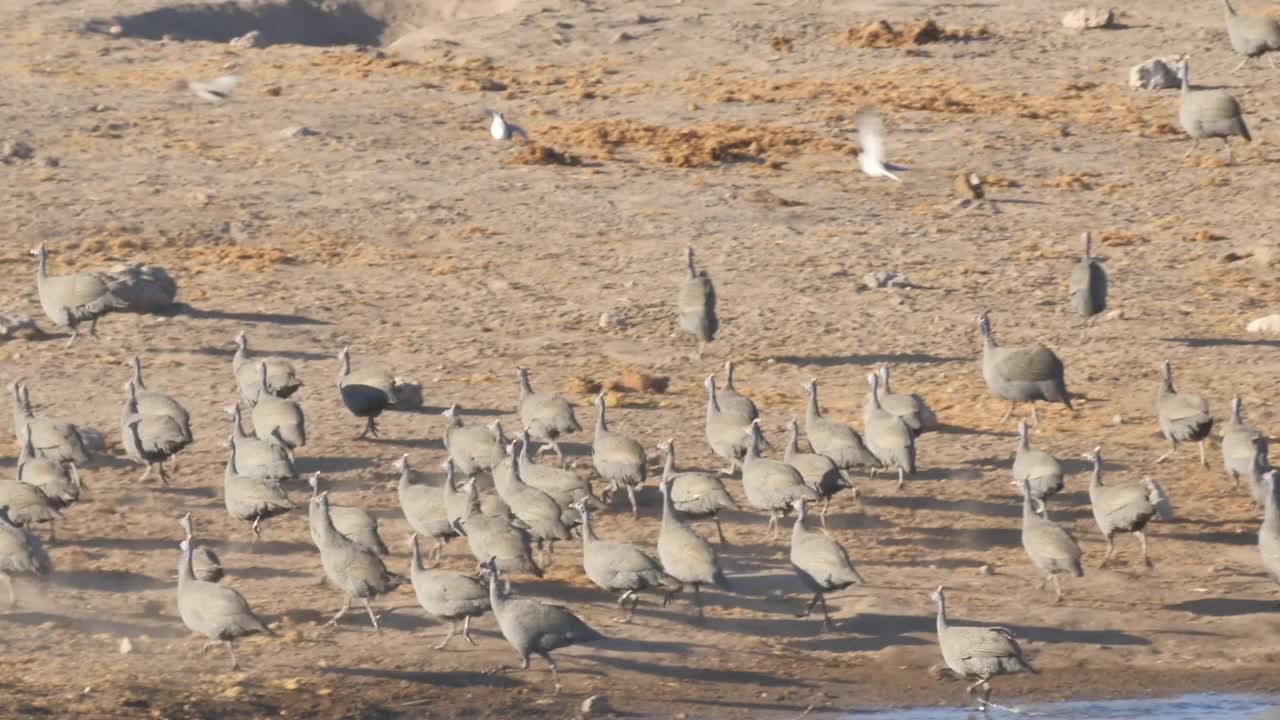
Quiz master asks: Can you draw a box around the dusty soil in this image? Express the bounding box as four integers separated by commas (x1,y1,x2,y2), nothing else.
2,0,1280,717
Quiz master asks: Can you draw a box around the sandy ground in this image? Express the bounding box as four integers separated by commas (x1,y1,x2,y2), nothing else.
3,0,1280,717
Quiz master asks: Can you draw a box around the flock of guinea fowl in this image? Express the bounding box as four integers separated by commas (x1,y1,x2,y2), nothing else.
7,1,1280,713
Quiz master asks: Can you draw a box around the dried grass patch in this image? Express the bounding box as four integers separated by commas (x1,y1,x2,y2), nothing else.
841,19,991,48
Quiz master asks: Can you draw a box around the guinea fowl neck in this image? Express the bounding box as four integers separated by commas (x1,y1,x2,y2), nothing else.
1223,0,1236,16
1178,62,1190,94
661,445,676,480
579,504,597,544
410,536,423,573
1160,364,1175,395
934,593,948,634
1082,232,1093,261
1017,423,1030,451
517,370,533,399
868,375,883,410
130,357,145,390
595,399,609,435
659,480,675,528
34,246,47,280
315,496,339,541
337,350,351,384
1266,477,1280,528
805,384,821,421
686,247,697,278
744,425,763,462
724,362,737,392
792,503,810,538
177,544,195,586
784,423,800,460
705,379,721,416
1089,454,1104,488
1231,398,1243,426
487,564,505,609
1020,482,1037,522
979,317,996,351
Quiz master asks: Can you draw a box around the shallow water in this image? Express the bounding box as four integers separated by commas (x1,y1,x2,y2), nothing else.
849,694,1280,719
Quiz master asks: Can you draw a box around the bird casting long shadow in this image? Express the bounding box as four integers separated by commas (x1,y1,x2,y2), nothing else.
1163,529,1256,546
0,610,188,639
770,353,968,369
176,306,329,326
55,569,168,592
294,455,377,474
1162,336,1280,349
324,666,524,689
881,525,1022,550
584,653,810,688
1164,597,1279,617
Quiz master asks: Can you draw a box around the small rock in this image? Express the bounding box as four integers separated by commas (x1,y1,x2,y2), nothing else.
0,315,43,341
953,171,984,200
3,140,34,160
977,564,993,575
1062,7,1114,30
863,270,912,289
612,31,635,43
619,368,669,394
391,378,424,409
1246,314,1280,334
43,156,59,168
1129,57,1180,90
263,85,283,97
89,104,110,113
1110,414,1124,426
1221,251,1247,263
599,311,625,329
1105,309,1124,321
279,126,318,139
581,695,610,714
118,637,132,654
108,24,124,36
228,30,262,49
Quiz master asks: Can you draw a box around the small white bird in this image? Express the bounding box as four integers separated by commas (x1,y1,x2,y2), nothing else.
485,110,527,141
855,108,901,182
187,75,240,103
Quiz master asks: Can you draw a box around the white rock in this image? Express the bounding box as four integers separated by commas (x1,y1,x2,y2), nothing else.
118,637,132,654
1105,309,1124,321
229,30,262,49
599,311,625,329
1129,57,1180,90
1062,7,1114,30
279,126,319,139
581,695,610,714
1246,314,1280,334
863,270,912,289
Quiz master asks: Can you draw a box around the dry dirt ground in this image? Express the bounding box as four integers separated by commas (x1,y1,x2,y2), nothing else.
3,0,1280,717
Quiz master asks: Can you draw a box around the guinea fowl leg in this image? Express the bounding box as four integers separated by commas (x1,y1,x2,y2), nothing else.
139,463,153,482
542,652,562,695
1233,57,1250,73
1199,440,1208,468
714,516,728,545
767,512,779,539
1137,531,1153,569
362,598,380,631
462,616,477,645
818,593,833,630
896,467,905,489
225,641,239,670
1030,402,1040,427
250,516,263,543
693,584,704,620
325,596,351,627
998,401,1015,424
359,416,379,440
1184,138,1199,158
625,484,638,518
64,327,79,348
551,441,566,467
614,590,635,622
157,461,171,486
820,497,831,527
1099,533,1115,568
1154,437,1177,464
2,574,14,608
1224,138,1234,164
1051,575,1064,603
796,591,821,619
433,621,458,649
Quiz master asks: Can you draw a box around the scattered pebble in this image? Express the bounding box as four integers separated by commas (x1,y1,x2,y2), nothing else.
1105,309,1124,321
107,24,124,36
3,139,34,161
118,637,132,654
863,270,913,289
279,126,319,139
1129,57,1180,90
580,695,610,714
228,30,262,49
1110,414,1124,426
612,31,635,43
599,311,625,329
1062,7,1114,30
977,564,993,575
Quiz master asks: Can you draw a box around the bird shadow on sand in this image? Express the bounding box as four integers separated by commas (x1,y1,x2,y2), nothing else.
361,436,445,451
294,455,377,474
866,495,1020,520
219,539,314,555
70,536,177,552
55,569,168,592
227,566,315,581
1164,597,1279,617
770,353,967,369
324,665,524,689
934,424,1007,438
180,344,334,362
1163,529,1256,546
1162,336,1280,349
585,653,811,688
175,306,329,326
0,610,188,638
881,525,1022,550
149,484,219,499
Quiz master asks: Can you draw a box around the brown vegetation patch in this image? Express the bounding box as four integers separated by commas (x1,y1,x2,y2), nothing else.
841,19,991,48
530,119,855,168
508,143,584,167
1040,172,1099,190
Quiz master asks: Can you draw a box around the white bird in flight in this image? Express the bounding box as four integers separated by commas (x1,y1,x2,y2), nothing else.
856,108,901,182
486,110,527,141
187,75,240,103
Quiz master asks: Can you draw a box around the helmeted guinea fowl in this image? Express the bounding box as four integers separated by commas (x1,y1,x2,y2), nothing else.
977,310,1071,425
1222,397,1265,491
121,381,190,485
442,404,504,479
252,362,305,458
1067,232,1108,330
311,491,406,632
803,378,880,474
0,507,50,608
783,417,854,524
0,476,59,537
789,498,864,629
337,346,396,439
16,425,82,512
705,374,752,475
308,473,387,556
225,405,295,482
1011,420,1064,515
741,420,818,538
864,372,916,489
31,241,128,346
456,480,541,592
591,393,647,517
930,586,1036,712
1223,0,1280,71
1259,470,1280,591
232,330,302,405
867,366,937,436
223,438,294,541
514,428,598,513
516,367,581,466
443,457,512,527
575,498,679,622
677,246,718,357
1178,58,1251,162
719,360,759,423
408,533,490,649
657,439,738,544
656,467,729,620
127,355,192,444
395,456,458,563
1018,478,1082,603
10,382,91,466
180,512,224,583
176,539,272,669
483,556,602,695
1155,360,1213,467
494,440,571,565
1243,437,1271,509
1085,447,1172,569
